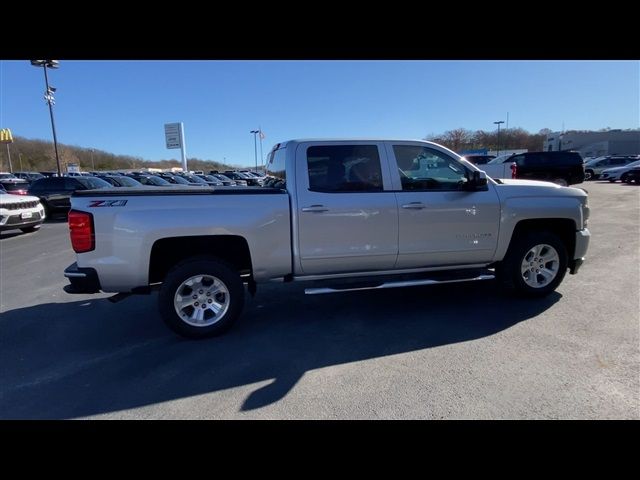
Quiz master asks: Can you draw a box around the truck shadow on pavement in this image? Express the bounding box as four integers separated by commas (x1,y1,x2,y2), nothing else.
0,281,561,418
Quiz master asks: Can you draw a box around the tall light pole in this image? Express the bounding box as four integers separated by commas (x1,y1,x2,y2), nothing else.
90,148,95,170
19,153,23,171
494,120,505,156
250,130,259,173
30,60,62,177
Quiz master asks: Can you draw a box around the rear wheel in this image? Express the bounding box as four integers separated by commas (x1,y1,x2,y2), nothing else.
585,170,594,180
497,231,568,297
620,173,629,183
158,256,244,339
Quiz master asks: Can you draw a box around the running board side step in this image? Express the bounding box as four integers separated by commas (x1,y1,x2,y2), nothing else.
304,274,495,295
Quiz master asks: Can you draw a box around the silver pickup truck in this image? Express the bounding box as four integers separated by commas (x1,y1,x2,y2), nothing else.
64,139,590,338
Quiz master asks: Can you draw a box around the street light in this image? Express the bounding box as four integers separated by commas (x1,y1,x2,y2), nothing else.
90,148,95,170
250,130,259,173
30,60,62,177
494,120,505,156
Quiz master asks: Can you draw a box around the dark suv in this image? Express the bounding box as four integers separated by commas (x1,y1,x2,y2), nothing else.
28,176,112,217
508,151,584,186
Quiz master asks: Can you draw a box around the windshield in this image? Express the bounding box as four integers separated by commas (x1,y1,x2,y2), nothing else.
0,173,17,179
487,154,514,164
144,176,171,186
168,175,190,185
114,176,143,187
76,177,113,189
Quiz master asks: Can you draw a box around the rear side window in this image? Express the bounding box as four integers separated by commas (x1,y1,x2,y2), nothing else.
265,147,287,188
307,145,382,192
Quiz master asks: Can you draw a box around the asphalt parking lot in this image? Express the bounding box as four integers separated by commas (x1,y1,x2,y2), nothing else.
1,182,638,419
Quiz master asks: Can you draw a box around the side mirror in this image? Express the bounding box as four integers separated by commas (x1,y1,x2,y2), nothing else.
466,170,487,190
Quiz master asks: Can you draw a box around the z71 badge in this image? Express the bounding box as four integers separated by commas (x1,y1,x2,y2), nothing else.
87,200,128,207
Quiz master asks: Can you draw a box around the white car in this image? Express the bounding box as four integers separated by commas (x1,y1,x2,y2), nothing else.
0,188,46,233
599,160,640,183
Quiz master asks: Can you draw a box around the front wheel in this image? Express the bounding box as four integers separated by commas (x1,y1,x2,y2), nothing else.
497,231,568,297
584,170,594,181
158,256,245,339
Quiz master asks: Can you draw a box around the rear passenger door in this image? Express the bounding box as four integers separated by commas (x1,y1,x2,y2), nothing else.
387,142,501,268
295,142,398,275
42,178,70,209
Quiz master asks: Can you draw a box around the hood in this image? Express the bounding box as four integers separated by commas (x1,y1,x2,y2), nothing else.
0,192,42,205
497,179,560,188
494,178,588,200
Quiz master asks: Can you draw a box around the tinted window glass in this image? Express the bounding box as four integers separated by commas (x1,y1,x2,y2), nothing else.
307,145,382,192
394,145,467,191
76,177,113,189
266,147,287,188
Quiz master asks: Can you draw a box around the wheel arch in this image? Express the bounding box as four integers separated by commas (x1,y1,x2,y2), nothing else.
149,235,253,284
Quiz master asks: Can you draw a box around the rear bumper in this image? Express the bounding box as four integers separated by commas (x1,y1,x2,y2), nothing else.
569,228,590,274
63,262,102,293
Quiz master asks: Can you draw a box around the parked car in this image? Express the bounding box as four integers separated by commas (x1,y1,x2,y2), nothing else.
156,173,196,186
97,175,145,187
624,167,640,184
209,173,236,186
461,154,496,165
221,171,250,186
28,176,113,217
0,188,46,233
127,174,174,187
599,160,640,182
0,179,30,195
584,155,640,180
0,172,18,180
12,172,45,183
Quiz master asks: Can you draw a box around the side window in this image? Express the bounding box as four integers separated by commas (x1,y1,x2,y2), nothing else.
307,145,382,192
48,178,65,190
393,145,467,191
64,178,80,190
611,159,626,166
265,147,286,188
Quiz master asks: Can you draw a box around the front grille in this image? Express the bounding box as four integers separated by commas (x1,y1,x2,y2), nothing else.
1,201,39,211
5,211,42,224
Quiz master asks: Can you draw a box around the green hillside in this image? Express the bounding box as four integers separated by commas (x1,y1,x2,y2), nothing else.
0,136,239,173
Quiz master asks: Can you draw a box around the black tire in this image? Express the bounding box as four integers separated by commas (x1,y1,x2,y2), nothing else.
497,231,568,297
41,201,51,220
620,173,628,183
585,170,594,180
158,256,244,339
20,225,41,233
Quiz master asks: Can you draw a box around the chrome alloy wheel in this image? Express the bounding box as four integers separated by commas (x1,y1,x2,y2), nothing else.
520,244,560,288
174,274,230,327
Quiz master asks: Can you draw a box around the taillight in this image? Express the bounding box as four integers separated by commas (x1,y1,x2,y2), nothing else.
511,163,517,179
68,210,95,253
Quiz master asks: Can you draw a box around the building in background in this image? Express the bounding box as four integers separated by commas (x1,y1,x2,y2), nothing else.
544,129,640,159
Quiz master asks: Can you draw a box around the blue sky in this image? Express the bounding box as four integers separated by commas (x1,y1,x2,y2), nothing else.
1,60,638,167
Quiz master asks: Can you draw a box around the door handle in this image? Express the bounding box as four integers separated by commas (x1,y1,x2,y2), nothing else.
302,205,329,213
401,202,426,209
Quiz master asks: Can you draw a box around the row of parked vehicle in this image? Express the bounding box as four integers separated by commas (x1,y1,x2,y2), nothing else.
0,169,268,224
462,152,640,186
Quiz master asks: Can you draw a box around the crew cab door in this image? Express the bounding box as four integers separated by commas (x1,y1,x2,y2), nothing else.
295,142,398,275
386,142,500,268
